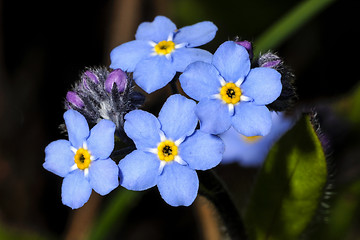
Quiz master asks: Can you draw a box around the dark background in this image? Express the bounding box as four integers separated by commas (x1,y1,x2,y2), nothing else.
1,0,359,239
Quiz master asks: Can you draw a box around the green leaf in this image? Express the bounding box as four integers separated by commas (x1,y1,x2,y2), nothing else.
254,0,336,57
313,179,360,240
245,115,328,240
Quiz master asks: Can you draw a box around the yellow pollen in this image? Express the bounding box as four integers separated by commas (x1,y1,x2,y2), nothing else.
220,83,242,104
154,40,175,55
74,148,91,170
242,135,262,143
157,140,178,162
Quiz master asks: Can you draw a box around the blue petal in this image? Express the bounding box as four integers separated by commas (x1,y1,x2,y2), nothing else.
241,67,282,105
212,41,250,82
61,170,92,209
232,102,272,136
135,16,176,43
43,140,74,177
220,112,296,167
196,99,232,134
118,150,160,191
179,61,221,101
63,110,89,149
172,47,212,72
157,163,199,206
110,40,153,72
87,119,115,160
219,127,269,167
174,21,217,47
89,158,119,195
124,110,161,150
179,130,224,170
158,94,197,141
133,56,176,93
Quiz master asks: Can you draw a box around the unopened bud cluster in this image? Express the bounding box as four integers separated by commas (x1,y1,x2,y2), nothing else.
234,37,297,111
257,52,297,111
65,67,144,138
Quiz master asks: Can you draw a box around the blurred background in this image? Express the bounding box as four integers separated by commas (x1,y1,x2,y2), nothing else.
1,0,360,239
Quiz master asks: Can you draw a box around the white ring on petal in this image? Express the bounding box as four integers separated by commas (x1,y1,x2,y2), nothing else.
235,77,244,87
211,93,222,100
70,164,78,172
145,148,158,155
84,168,89,178
240,95,253,102
70,146,77,154
167,33,174,41
165,54,172,60
148,41,157,47
219,77,226,86
174,137,185,146
174,156,187,166
228,104,235,116
175,43,186,49
158,161,166,175
159,131,167,142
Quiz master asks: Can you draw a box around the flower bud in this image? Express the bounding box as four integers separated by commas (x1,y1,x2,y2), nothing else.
258,52,297,111
82,70,99,89
105,69,127,93
235,40,253,60
258,52,282,68
66,91,84,108
64,67,144,140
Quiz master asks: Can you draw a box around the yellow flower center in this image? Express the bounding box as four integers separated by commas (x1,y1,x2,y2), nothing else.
242,135,262,143
157,140,178,162
74,148,91,170
154,40,175,55
220,83,242,104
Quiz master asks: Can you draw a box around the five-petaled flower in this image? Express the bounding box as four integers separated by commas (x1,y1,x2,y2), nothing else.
118,94,224,206
110,16,217,94
43,110,119,209
180,41,282,136
219,112,296,167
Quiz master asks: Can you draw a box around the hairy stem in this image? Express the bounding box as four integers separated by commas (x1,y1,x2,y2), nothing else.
198,170,248,240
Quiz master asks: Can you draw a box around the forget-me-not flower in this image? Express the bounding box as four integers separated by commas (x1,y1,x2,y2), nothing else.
180,41,282,136
219,112,296,167
118,94,224,206
110,16,217,93
43,110,119,209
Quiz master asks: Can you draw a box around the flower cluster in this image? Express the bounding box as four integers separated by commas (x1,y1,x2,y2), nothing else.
44,16,295,209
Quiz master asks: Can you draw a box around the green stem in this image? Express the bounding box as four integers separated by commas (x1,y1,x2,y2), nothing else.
89,189,142,240
198,170,248,240
254,0,336,57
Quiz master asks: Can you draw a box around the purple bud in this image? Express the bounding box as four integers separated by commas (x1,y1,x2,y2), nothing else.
261,59,282,68
105,69,127,93
235,40,253,59
258,53,282,69
82,70,99,89
66,91,84,108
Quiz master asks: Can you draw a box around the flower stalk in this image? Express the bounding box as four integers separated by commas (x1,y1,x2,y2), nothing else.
198,170,248,240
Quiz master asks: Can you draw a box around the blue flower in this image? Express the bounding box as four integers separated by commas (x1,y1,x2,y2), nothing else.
43,110,119,209
219,112,296,167
110,16,217,94
118,94,224,206
180,41,282,136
